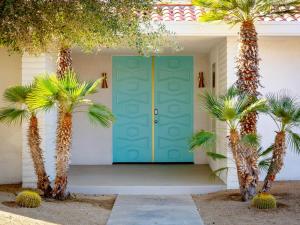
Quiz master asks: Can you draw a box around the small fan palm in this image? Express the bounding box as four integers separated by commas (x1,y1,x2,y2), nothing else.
193,0,300,135
0,85,52,196
262,92,300,192
191,87,267,201
27,70,115,199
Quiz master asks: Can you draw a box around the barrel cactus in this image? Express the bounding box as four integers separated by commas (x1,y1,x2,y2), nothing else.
16,190,42,208
252,193,276,209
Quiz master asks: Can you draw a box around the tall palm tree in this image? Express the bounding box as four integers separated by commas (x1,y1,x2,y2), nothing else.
262,92,300,192
0,85,52,196
193,0,300,200
191,87,267,201
27,70,115,200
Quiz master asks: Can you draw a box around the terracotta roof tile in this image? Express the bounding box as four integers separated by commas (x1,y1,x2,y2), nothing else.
152,4,300,22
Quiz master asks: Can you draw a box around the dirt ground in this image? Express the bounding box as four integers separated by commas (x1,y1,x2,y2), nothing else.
0,184,116,225
193,181,300,225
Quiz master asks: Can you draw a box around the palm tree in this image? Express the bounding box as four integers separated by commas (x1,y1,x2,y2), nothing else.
193,0,300,135
262,92,300,192
193,0,299,200
190,87,267,201
0,85,52,196
27,70,115,200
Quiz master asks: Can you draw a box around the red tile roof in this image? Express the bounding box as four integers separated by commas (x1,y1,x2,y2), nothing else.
152,4,300,22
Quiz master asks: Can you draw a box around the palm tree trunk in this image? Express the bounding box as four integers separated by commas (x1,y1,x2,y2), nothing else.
57,47,72,77
236,20,260,198
262,131,286,192
237,20,260,135
52,112,72,200
28,115,52,197
52,47,72,199
229,130,257,201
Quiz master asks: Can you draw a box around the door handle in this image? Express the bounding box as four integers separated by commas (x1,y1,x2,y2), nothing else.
154,119,158,124
154,108,158,115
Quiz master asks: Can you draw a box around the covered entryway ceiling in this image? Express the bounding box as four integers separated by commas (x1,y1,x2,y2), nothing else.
72,36,225,55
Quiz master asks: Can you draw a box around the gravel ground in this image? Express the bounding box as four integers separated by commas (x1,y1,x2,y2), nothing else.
193,181,300,225
0,184,115,225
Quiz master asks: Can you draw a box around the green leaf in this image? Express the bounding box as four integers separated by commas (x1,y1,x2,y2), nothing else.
258,144,274,157
240,133,261,148
190,130,216,150
193,0,300,25
88,104,115,127
206,151,227,161
239,98,268,120
0,107,28,125
3,85,32,104
259,158,272,172
287,130,300,154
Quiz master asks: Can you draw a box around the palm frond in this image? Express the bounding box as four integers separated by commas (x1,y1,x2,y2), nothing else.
258,144,274,157
82,79,101,96
206,151,227,161
0,107,28,125
88,103,115,127
201,91,225,121
266,91,300,128
287,130,300,154
258,157,272,171
238,98,267,120
26,75,58,112
257,144,274,171
59,70,80,90
190,130,216,150
3,85,32,104
193,0,300,24
240,133,261,148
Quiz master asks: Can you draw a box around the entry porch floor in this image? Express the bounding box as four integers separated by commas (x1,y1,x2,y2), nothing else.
68,164,226,195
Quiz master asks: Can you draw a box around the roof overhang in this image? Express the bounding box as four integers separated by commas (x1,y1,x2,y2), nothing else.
159,21,300,37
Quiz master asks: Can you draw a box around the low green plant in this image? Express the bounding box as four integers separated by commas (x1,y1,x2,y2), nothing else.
16,190,42,208
252,193,276,209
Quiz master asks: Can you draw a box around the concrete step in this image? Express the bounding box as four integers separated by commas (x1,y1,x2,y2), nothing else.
107,195,204,225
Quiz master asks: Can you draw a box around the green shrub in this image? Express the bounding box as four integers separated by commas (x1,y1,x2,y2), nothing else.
16,190,42,208
252,193,276,209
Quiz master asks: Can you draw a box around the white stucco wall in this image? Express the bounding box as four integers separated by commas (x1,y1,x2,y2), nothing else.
0,48,22,184
71,52,210,165
207,38,239,188
227,36,300,182
258,37,300,180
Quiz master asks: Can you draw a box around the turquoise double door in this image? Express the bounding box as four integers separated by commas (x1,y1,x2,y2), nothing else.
112,56,193,163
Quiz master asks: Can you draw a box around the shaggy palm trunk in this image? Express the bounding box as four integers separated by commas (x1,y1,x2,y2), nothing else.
52,112,72,200
52,47,72,199
229,130,257,201
57,47,72,77
236,20,260,199
262,131,286,192
237,20,260,134
28,115,52,197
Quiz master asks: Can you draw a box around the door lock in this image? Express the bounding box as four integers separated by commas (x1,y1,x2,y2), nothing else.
154,119,158,124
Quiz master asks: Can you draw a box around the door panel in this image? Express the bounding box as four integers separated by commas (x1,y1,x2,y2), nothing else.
112,56,152,162
154,56,194,162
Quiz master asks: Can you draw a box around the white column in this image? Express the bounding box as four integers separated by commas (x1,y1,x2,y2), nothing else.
225,36,239,189
22,53,57,187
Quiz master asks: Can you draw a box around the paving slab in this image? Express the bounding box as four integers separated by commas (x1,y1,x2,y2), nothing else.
107,195,204,225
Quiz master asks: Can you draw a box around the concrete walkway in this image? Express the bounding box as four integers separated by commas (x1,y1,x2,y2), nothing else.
106,195,204,225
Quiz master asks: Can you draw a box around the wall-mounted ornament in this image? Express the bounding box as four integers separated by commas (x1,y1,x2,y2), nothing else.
198,72,205,88
101,72,108,88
